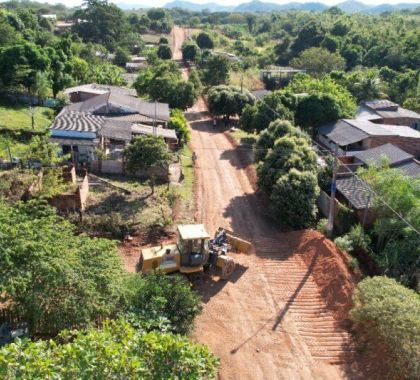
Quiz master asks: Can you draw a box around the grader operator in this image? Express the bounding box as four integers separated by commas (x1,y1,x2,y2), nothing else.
139,224,251,280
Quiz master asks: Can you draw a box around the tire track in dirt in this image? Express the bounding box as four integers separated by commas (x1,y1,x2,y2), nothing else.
174,26,358,379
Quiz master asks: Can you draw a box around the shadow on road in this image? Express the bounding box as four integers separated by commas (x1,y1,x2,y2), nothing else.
194,264,248,304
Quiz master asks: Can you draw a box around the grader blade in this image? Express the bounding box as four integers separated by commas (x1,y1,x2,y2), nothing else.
217,227,253,254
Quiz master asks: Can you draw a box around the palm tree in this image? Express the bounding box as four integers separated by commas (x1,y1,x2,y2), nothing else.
354,73,387,101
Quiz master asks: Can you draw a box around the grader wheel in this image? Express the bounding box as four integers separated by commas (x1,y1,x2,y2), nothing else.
221,257,236,280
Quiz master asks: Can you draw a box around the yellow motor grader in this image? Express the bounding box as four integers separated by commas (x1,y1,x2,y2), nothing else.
139,224,251,280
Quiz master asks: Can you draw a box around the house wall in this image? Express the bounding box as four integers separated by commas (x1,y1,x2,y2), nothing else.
69,91,99,103
374,117,420,129
365,136,420,157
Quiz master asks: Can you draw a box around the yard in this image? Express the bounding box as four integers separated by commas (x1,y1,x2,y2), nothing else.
0,101,54,132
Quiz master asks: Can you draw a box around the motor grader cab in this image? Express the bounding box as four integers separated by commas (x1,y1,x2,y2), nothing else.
139,224,247,279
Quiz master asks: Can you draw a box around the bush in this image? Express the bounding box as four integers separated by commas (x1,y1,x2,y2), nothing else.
334,235,353,252
196,32,214,49
207,85,255,118
346,224,371,252
0,319,219,379
270,169,319,229
351,277,420,379
169,109,190,146
0,200,126,337
316,218,328,235
125,271,202,335
157,44,172,60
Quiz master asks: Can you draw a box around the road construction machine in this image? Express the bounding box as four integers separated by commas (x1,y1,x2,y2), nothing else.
139,224,252,280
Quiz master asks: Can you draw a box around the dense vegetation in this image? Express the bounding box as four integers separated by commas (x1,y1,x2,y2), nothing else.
0,319,218,379
351,276,420,379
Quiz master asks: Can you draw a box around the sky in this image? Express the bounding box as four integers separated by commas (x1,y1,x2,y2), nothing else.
7,0,420,8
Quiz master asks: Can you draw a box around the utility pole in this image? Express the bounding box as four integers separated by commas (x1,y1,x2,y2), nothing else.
326,150,338,238
154,100,157,136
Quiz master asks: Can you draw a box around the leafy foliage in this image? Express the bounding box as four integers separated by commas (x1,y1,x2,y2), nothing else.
239,91,295,133
0,200,126,336
291,47,346,78
257,134,318,193
134,61,199,109
157,44,172,60
196,31,214,49
0,318,219,379
286,74,356,118
124,135,172,174
125,271,202,335
169,109,190,146
207,85,255,117
351,276,420,380
270,169,320,229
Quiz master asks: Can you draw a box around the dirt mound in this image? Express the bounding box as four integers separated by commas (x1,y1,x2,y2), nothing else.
287,229,359,323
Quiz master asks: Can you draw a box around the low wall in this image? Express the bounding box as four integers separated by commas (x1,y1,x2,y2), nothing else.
49,173,90,212
89,160,181,182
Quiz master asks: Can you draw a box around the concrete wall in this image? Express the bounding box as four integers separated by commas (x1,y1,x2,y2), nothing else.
89,159,181,182
49,173,90,212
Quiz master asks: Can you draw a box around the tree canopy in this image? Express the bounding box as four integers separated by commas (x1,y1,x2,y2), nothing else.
207,85,255,118
351,276,420,379
0,319,219,379
0,200,126,336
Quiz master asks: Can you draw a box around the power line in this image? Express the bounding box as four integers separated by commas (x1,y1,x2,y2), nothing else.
247,96,420,236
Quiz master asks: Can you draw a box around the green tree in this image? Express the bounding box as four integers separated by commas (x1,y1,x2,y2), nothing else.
73,0,129,51
352,72,387,101
295,93,342,132
351,276,420,379
31,71,50,104
113,47,130,67
271,169,319,229
134,61,198,109
257,134,318,193
182,40,199,61
239,91,295,133
201,55,230,86
0,200,126,337
254,119,305,162
196,31,214,49
0,319,219,379
290,47,346,78
287,74,356,118
207,85,255,118
157,44,172,60
124,135,172,193
126,272,202,335
169,109,190,146
290,21,325,55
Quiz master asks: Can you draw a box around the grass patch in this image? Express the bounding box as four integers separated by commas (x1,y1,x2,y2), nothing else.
230,129,257,146
0,135,31,160
0,102,54,132
142,33,172,45
230,68,264,91
178,145,194,202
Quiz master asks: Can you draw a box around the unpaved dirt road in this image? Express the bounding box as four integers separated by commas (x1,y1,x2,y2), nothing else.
185,100,357,380
169,27,359,379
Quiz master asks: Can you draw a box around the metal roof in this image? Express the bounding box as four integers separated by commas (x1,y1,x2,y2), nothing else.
364,99,398,111
318,120,369,146
354,143,413,166
64,92,170,122
378,124,420,138
98,120,133,141
131,124,177,141
343,119,395,136
178,224,210,240
64,83,137,97
336,176,372,210
51,111,105,133
393,160,420,178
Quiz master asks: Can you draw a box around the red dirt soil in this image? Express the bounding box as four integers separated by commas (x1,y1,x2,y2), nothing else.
117,27,363,380
287,230,359,323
